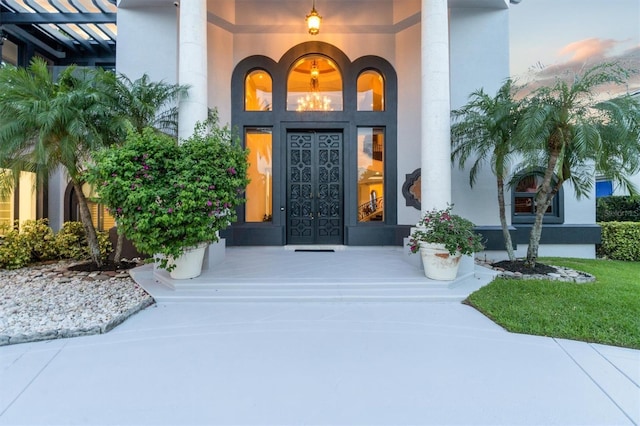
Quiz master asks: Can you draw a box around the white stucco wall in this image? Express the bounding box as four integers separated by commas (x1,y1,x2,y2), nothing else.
395,23,422,226
396,7,510,226
116,6,178,83
47,167,68,232
208,24,234,124
448,7,510,227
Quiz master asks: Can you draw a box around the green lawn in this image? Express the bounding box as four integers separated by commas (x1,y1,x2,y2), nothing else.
466,258,640,349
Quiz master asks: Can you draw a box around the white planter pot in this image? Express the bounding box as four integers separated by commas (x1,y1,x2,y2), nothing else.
419,242,462,281
169,243,207,279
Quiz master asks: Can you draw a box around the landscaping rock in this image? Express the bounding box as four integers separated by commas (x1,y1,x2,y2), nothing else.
0,260,154,346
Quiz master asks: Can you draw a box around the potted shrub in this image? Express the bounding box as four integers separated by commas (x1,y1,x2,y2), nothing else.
408,205,484,280
86,119,249,279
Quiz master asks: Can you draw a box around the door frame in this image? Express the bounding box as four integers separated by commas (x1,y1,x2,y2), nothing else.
228,42,400,246
285,129,345,245
281,122,350,245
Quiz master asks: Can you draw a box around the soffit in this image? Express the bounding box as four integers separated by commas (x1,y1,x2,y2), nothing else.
118,0,509,34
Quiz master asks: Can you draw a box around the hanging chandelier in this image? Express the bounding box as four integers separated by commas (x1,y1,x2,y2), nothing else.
296,60,332,112
305,0,322,35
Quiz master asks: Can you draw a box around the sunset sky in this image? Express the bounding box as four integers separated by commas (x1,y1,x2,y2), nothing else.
509,0,640,95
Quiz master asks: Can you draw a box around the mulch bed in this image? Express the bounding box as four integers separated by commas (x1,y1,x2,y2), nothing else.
491,260,557,275
67,260,141,273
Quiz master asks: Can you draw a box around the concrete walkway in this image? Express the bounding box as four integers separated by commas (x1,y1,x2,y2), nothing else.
1,301,638,425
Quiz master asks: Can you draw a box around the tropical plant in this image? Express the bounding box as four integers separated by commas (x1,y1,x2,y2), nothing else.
106,73,189,263
86,116,249,271
451,79,521,261
408,205,484,256
112,73,187,137
516,63,640,267
0,58,124,267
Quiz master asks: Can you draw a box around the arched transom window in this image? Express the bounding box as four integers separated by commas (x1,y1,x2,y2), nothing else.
245,70,272,111
357,70,384,111
287,55,343,111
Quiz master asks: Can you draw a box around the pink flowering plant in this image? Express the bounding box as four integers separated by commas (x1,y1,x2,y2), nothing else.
408,205,484,256
86,118,249,270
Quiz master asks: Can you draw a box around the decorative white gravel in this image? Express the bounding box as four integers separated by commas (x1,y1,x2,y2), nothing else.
0,260,154,346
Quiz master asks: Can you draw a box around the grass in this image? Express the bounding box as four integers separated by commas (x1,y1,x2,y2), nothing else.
466,257,640,350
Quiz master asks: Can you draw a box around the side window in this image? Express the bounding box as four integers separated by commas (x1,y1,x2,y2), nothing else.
357,127,385,222
357,70,384,111
512,173,563,224
245,70,272,111
245,128,273,222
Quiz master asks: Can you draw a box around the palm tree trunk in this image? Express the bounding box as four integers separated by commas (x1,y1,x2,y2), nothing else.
114,228,124,265
72,180,104,267
525,150,561,268
497,177,516,261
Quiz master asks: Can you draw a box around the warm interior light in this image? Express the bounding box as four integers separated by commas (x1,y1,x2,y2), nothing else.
306,1,321,35
296,59,332,112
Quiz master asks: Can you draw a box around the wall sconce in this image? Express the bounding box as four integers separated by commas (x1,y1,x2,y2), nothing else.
305,0,322,35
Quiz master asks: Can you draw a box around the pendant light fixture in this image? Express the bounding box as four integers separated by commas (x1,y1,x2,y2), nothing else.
306,0,322,35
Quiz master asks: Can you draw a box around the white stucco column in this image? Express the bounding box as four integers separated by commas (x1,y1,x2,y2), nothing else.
421,0,451,211
178,0,208,141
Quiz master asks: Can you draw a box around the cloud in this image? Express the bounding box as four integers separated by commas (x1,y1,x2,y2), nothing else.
514,42,640,99
558,38,618,63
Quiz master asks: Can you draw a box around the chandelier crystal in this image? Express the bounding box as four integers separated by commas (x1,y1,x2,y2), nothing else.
296,59,333,112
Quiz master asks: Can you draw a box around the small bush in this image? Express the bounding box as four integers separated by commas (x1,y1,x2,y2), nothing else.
596,196,640,222
0,225,33,270
20,219,58,261
55,221,112,261
599,222,640,261
0,220,112,270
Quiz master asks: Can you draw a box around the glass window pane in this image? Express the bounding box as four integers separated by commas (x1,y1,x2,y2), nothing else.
245,70,272,111
19,172,37,224
357,70,384,111
287,55,343,111
0,171,12,232
82,182,116,231
357,128,384,222
245,128,273,222
514,196,534,214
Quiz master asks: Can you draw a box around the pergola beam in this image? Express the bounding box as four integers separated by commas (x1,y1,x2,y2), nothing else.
0,12,116,24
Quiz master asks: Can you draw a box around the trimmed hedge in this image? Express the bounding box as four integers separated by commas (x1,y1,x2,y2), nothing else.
0,219,112,270
596,196,640,222
599,222,640,261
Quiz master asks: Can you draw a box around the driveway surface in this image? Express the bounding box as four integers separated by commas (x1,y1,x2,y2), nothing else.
1,302,638,425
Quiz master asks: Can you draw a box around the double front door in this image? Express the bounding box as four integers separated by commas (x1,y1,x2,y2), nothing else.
287,131,343,245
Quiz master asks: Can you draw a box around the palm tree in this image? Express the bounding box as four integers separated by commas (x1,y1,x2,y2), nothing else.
451,79,522,261
516,63,640,268
0,58,124,267
107,74,188,263
112,73,187,137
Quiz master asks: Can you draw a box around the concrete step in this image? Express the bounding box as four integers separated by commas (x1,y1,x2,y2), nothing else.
130,264,495,303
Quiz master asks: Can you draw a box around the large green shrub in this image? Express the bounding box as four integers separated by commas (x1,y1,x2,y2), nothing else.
596,196,640,222
599,222,640,261
55,221,112,261
86,117,249,271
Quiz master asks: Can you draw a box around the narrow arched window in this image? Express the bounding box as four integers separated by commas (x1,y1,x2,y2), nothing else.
245,70,272,111
357,70,384,111
287,55,343,111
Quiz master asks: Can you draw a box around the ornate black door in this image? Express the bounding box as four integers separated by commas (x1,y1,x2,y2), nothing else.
287,132,343,245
